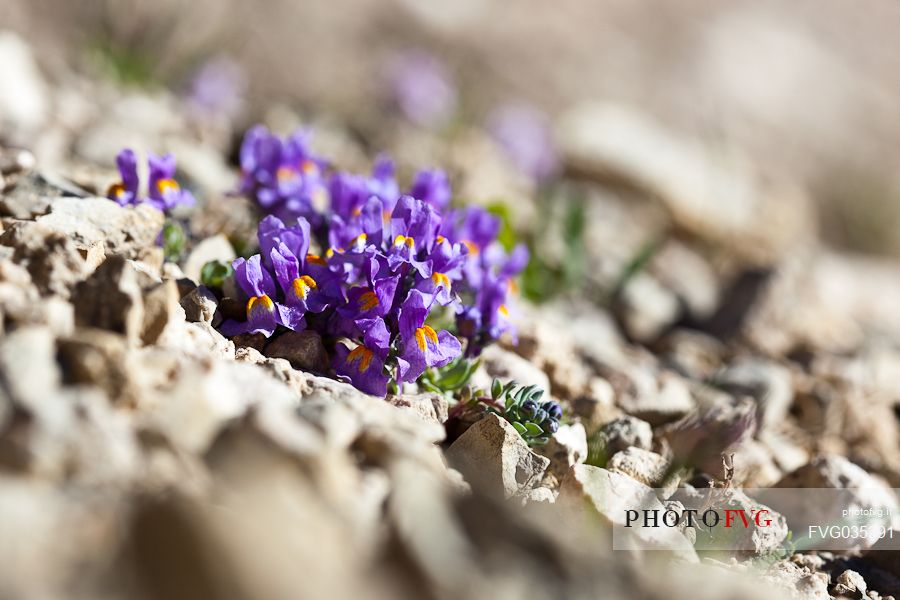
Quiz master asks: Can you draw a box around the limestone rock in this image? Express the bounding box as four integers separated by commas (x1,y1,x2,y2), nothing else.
179,285,219,325
445,413,550,499
141,278,183,345
0,221,87,297
36,197,163,259
772,455,900,550
72,254,144,344
557,465,697,561
183,234,235,283
833,570,866,597
475,344,551,392
615,272,680,343
590,416,654,462
536,422,588,479
761,561,830,600
388,393,449,426
263,330,329,373
715,357,794,433
607,447,669,487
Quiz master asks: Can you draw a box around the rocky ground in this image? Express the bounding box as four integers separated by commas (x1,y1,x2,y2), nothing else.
1,27,900,600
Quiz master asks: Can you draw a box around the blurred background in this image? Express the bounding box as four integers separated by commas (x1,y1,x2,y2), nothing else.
3,2,900,599
3,0,900,256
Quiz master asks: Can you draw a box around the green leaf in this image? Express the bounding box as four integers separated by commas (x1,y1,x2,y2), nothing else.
491,379,503,399
512,422,527,436
486,202,517,252
162,221,186,263
200,260,234,289
523,422,543,437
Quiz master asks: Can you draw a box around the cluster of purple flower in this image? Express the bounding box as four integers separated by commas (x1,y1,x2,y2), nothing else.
107,149,195,212
223,125,528,396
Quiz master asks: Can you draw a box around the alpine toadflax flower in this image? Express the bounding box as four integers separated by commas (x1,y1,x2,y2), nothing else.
107,149,195,212
223,125,528,396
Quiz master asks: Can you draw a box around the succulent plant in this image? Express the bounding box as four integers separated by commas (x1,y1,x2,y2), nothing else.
487,379,561,446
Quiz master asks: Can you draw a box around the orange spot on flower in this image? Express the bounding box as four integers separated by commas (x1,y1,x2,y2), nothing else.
246,294,275,319
306,254,327,266
359,291,379,311
415,325,439,351
300,160,318,175
393,235,414,249
156,178,180,194
107,182,126,199
498,304,509,317
462,240,479,256
347,345,374,372
436,235,447,244
431,272,450,290
277,166,297,182
292,275,317,299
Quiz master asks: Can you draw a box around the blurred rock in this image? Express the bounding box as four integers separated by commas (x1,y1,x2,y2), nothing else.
773,455,900,550
72,255,144,344
607,447,669,487
660,396,756,474
0,32,48,132
614,272,680,343
387,393,449,426
183,234,235,283
179,285,219,325
36,197,164,260
675,487,789,557
559,103,812,265
761,560,830,600
263,330,329,373
445,413,550,499
833,570,866,597
607,363,695,426
558,465,697,562
140,278,183,345
476,345,551,392
570,376,618,432
650,241,720,320
0,221,87,297
715,357,793,433
535,422,588,479
590,416,654,459
658,329,726,380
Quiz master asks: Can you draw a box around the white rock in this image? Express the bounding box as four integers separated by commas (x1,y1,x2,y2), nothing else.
183,234,235,283
0,32,48,132
558,465,697,562
445,413,550,499
536,422,588,479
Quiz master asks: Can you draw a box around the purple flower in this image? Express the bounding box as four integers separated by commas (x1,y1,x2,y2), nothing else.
219,255,305,337
334,318,391,396
238,125,328,222
107,149,139,206
329,155,400,221
337,275,400,326
106,149,194,213
384,51,457,128
391,196,441,255
456,272,518,356
408,168,451,211
147,153,195,211
414,236,467,305
184,57,245,120
487,103,559,181
396,290,461,384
